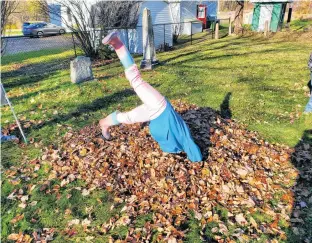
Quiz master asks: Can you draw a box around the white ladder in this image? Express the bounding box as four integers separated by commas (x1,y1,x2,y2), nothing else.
1,83,27,143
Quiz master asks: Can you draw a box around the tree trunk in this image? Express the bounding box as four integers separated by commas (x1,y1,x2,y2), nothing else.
234,0,244,35
1,1,18,54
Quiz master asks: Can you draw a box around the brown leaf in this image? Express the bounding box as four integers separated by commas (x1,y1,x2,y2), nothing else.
235,213,247,226
10,214,24,224
7,233,21,241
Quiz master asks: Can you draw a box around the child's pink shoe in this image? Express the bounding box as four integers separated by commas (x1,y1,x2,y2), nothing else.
102,31,119,45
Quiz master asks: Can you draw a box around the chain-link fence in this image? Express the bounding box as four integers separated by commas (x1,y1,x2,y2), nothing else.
2,19,233,56
70,19,232,56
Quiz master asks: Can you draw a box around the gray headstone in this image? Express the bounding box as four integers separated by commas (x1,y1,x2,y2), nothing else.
70,56,94,84
140,8,158,70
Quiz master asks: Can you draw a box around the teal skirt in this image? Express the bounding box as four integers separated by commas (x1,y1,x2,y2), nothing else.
149,100,202,162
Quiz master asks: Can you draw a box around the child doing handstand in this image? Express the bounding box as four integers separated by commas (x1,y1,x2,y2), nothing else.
99,31,202,162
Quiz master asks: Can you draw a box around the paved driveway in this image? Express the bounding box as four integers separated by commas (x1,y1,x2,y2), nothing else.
3,35,74,55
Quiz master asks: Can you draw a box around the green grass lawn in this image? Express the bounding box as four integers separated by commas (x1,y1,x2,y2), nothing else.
290,18,312,30
1,31,312,242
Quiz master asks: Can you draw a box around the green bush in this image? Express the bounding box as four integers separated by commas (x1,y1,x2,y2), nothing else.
98,44,117,60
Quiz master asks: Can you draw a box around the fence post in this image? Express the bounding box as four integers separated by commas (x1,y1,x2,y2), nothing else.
215,20,219,40
163,24,165,51
190,22,193,45
228,17,232,35
71,32,77,57
126,28,129,50
264,20,269,37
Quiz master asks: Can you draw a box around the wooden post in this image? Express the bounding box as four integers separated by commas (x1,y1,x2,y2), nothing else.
287,6,292,23
264,20,269,37
191,22,193,44
126,28,129,50
163,24,165,50
228,17,232,35
215,20,219,39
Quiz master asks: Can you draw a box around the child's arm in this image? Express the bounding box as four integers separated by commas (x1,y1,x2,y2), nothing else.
116,104,151,124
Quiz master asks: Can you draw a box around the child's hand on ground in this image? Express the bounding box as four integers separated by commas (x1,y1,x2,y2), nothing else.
99,119,110,140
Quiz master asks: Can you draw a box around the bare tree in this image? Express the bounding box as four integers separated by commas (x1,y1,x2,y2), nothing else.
95,1,140,28
1,0,18,54
14,1,49,23
234,0,244,35
38,0,140,58
220,0,237,11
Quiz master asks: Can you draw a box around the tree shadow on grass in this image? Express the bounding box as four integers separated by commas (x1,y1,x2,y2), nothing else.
2,59,69,80
155,50,201,66
8,83,70,103
26,88,136,131
156,40,248,66
1,56,72,92
158,38,303,70
95,74,119,81
157,48,289,71
288,129,312,242
3,89,134,137
2,73,57,90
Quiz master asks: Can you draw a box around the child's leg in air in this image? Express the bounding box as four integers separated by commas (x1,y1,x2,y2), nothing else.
103,31,166,115
99,31,166,138
124,64,166,119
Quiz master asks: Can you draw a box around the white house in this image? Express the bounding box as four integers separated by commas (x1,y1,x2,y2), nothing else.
48,0,218,54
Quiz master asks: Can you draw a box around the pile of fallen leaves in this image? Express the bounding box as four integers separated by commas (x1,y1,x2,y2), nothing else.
31,100,299,242
289,130,312,242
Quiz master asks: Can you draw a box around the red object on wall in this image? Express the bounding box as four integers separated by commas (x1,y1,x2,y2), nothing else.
197,4,207,29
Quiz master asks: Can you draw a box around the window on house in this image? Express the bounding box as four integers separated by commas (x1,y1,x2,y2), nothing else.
197,6,206,18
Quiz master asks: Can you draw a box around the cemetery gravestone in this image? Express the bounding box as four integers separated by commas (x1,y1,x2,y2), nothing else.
140,8,158,70
70,56,94,84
